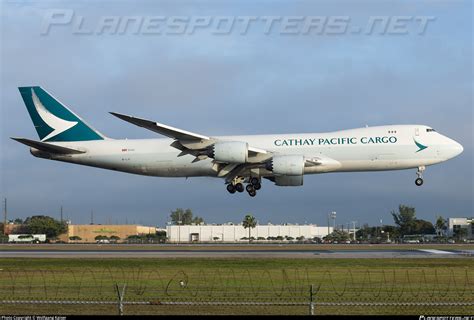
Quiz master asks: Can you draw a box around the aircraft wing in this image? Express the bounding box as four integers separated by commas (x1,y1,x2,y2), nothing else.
110,112,211,141
11,137,86,154
111,112,271,164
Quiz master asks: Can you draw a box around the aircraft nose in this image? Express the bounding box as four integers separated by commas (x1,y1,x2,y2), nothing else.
454,141,464,156
449,139,463,158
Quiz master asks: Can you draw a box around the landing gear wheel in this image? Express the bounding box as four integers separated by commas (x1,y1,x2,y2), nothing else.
253,182,261,190
235,183,244,193
415,178,424,186
415,166,425,187
226,184,236,194
246,184,257,197
250,177,259,186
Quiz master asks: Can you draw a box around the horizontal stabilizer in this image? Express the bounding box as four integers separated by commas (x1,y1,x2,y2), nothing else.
11,137,85,154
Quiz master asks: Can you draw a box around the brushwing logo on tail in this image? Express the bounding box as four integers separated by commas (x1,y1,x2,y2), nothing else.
31,88,78,141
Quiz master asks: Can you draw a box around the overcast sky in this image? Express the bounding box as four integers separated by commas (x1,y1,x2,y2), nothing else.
1,0,472,228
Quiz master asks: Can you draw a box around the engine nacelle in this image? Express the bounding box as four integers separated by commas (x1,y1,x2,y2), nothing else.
209,141,248,163
274,175,304,186
266,155,305,176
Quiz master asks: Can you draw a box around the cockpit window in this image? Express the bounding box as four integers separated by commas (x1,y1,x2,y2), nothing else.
426,128,436,132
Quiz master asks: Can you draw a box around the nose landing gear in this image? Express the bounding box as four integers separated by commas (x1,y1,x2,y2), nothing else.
415,178,423,186
415,166,425,186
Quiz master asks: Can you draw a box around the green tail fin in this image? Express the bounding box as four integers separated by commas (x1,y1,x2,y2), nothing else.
18,86,106,142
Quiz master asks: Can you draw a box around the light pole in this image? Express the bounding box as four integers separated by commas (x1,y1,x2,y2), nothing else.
177,220,182,245
166,221,171,243
351,221,357,241
331,211,336,232
379,219,383,240
177,210,182,245
327,213,330,236
3,198,7,236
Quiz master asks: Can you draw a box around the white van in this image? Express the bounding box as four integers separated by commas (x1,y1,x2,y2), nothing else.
8,234,46,243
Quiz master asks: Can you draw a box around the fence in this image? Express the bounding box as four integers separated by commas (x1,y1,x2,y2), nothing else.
1,267,473,315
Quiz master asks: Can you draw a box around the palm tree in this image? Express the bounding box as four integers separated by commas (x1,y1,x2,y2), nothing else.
242,214,257,243
435,216,447,237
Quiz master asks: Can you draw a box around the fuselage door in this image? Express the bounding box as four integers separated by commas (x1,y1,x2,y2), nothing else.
415,128,420,136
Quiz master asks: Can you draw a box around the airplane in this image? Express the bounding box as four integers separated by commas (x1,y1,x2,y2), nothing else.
12,86,463,197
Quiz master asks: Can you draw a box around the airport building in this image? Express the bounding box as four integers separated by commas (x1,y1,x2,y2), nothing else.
166,224,333,243
448,217,474,238
3,223,22,235
59,224,157,243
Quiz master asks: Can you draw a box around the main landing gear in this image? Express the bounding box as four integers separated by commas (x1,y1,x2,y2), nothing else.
226,177,261,197
415,166,425,186
246,184,257,197
226,182,244,194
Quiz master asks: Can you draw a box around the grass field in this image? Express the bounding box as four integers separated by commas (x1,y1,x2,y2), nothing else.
1,257,473,315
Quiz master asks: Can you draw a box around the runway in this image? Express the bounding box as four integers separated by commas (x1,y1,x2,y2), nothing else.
1,247,472,258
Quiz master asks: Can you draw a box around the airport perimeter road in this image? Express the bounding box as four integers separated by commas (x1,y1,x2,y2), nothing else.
0,244,472,258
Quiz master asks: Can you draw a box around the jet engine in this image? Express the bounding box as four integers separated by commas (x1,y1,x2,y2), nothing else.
266,155,305,176
265,155,305,186
208,141,248,163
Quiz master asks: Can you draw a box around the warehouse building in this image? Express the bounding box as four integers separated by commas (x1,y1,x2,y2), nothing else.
448,217,473,238
59,224,157,243
166,224,332,243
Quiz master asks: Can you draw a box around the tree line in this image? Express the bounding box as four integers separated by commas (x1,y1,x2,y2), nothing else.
240,205,469,244
1,215,67,240
1,205,469,244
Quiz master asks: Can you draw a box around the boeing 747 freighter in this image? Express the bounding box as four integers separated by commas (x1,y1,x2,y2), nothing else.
13,86,463,197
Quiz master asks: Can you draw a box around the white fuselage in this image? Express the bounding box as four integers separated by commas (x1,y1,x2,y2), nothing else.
31,124,463,179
